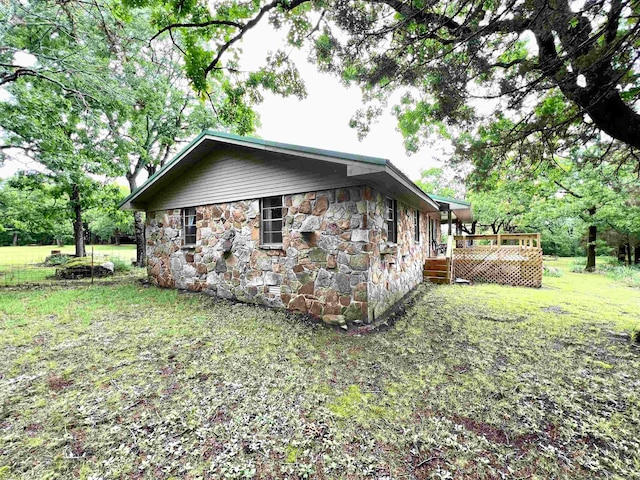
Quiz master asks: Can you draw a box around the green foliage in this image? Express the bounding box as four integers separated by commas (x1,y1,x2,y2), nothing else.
414,167,461,198
43,254,72,267
0,175,73,246
110,256,132,273
85,185,134,242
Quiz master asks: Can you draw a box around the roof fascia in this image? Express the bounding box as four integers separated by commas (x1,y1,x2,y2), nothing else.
384,163,440,211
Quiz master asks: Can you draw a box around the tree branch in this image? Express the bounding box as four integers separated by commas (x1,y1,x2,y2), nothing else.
150,19,245,43
204,0,309,76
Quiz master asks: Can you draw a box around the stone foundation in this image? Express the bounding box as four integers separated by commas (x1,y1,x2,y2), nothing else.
145,186,439,327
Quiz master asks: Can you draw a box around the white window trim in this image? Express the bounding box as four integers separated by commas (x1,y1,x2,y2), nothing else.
182,206,197,246
414,210,420,243
260,195,284,248
385,197,397,244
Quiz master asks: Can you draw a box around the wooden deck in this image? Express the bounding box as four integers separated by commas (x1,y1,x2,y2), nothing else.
424,234,543,287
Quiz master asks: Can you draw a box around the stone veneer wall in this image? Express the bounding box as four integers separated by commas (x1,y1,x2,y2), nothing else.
147,187,371,326
145,186,439,326
365,192,438,320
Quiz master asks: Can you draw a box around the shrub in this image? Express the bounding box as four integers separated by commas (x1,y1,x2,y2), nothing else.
543,266,562,277
110,256,132,273
605,266,640,287
571,257,586,273
43,253,72,266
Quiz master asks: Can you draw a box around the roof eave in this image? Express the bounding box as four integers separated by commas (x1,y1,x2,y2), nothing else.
384,163,440,211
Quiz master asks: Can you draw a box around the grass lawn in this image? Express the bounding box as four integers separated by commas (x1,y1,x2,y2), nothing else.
0,245,137,286
0,258,639,479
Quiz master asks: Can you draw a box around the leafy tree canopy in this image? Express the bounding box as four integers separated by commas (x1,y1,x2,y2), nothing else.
126,0,640,176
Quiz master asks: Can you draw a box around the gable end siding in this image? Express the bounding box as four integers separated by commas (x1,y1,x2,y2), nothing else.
143,145,361,211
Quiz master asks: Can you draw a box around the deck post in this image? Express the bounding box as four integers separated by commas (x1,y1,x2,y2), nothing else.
447,210,452,236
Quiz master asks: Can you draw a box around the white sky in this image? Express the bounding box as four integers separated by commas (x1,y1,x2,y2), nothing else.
0,19,448,183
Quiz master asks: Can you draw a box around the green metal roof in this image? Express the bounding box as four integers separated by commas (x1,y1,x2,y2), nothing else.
203,130,389,166
427,193,471,207
119,130,392,208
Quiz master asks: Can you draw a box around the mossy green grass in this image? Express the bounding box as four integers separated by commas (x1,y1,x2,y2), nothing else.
0,257,638,479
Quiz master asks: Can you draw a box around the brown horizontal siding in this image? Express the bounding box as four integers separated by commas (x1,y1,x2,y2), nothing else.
144,146,360,211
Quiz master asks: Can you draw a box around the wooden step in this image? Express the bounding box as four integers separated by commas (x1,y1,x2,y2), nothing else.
425,258,447,264
425,276,449,284
423,269,448,277
424,261,447,269
424,264,448,272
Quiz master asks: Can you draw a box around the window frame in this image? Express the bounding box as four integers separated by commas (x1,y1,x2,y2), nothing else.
414,210,420,243
385,197,397,244
260,195,284,247
182,206,197,246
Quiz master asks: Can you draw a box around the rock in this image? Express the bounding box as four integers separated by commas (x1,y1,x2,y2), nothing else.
217,284,234,300
298,200,312,214
322,314,345,326
288,295,308,313
318,234,339,252
170,257,183,271
214,259,227,274
351,229,369,243
333,273,352,294
308,248,327,263
55,257,114,279
315,268,331,288
353,283,368,301
336,189,350,202
350,253,370,270
299,215,321,232
309,301,324,317
264,272,283,286
312,196,329,215
196,263,208,275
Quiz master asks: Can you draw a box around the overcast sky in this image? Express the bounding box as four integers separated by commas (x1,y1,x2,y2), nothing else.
0,19,449,183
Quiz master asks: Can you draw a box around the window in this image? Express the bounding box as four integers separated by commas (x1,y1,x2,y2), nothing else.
261,196,284,246
385,197,397,243
414,210,420,242
183,207,197,245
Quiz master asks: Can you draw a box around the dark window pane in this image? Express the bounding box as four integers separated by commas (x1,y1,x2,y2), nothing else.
263,231,283,245
261,196,283,245
263,196,282,209
263,207,283,221
183,207,197,245
263,219,282,233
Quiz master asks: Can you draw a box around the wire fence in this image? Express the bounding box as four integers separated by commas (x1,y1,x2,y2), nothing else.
0,244,144,287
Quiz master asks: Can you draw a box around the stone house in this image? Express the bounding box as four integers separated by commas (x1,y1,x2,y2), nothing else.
120,131,444,326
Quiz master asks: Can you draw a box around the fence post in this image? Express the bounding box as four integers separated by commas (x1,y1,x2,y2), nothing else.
91,246,94,285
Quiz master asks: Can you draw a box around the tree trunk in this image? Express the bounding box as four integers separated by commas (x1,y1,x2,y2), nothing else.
585,207,596,272
626,242,632,266
127,175,145,266
635,244,640,265
71,184,86,257
12,232,18,246
617,245,627,263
